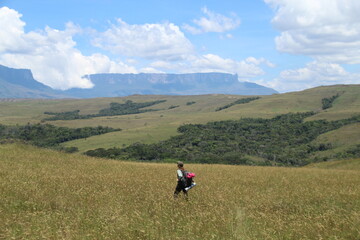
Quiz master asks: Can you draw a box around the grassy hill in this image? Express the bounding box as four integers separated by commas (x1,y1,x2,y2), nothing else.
1,143,360,239
0,85,360,162
306,158,360,170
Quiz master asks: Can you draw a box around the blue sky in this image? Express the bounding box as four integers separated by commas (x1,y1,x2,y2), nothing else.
0,0,359,92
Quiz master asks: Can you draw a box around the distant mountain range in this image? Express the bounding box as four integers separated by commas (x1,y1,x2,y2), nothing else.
0,64,278,98
64,73,277,97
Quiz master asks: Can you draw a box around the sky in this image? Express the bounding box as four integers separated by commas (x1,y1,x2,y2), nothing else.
0,0,360,93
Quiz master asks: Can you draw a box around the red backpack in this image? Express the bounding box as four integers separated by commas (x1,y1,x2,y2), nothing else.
182,170,196,187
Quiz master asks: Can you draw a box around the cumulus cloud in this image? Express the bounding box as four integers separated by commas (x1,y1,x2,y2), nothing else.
0,7,136,90
150,54,272,80
0,7,27,53
262,61,360,92
265,0,360,63
191,54,266,78
183,7,241,34
92,19,194,61
0,7,268,90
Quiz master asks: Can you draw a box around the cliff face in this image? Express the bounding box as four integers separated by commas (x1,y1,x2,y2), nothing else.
64,73,277,98
0,65,277,99
0,65,68,98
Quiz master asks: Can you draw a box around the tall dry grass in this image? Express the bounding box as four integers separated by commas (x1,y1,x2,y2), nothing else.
1,144,360,239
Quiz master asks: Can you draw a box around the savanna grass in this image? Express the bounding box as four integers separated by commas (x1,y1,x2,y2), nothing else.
1,144,360,239
1,85,360,153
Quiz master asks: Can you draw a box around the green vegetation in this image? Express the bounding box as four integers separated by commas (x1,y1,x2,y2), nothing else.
168,105,179,109
43,110,90,120
85,112,360,166
98,100,166,116
1,143,360,239
306,158,360,170
0,85,359,155
44,100,166,121
322,94,340,110
0,123,120,149
335,144,360,159
216,96,261,111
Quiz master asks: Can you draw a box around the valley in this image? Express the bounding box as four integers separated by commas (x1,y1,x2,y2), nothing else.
1,84,360,165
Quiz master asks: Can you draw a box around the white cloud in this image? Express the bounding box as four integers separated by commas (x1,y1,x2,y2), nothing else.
245,57,276,68
0,7,270,90
183,7,241,34
265,0,360,63
0,7,136,90
191,54,265,78
150,54,271,80
92,19,194,61
139,67,164,73
0,7,27,53
262,61,360,92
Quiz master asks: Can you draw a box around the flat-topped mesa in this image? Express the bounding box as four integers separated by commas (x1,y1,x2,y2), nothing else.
0,64,69,99
64,72,277,97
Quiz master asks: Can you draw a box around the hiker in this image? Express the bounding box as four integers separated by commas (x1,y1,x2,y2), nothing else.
173,161,196,199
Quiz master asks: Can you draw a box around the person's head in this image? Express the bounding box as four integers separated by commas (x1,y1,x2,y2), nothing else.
177,161,184,168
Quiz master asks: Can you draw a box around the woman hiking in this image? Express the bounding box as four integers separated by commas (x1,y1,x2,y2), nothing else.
173,161,196,199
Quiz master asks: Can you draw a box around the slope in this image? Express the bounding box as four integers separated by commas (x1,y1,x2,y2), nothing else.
0,85,359,156
0,64,68,99
1,143,360,239
305,158,360,170
0,78,67,99
64,85,360,153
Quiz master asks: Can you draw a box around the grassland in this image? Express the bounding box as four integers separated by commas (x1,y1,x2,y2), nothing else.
1,143,360,239
1,85,360,239
306,158,360,170
0,85,360,155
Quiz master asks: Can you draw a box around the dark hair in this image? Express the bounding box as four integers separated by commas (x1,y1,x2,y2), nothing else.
177,161,184,168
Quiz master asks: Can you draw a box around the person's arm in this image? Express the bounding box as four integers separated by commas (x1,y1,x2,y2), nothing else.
177,169,184,181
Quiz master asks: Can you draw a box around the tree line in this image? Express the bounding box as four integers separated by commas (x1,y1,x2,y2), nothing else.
322,94,340,110
0,123,120,151
85,112,360,166
215,97,261,111
43,100,166,121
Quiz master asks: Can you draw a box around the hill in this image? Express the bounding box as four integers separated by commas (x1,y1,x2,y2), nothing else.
305,158,360,170
0,84,359,165
84,112,360,166
0,65,68,99
63,72,277,97
1,143,360,239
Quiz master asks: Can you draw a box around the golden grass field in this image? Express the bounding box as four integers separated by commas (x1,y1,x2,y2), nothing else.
1,143,359,239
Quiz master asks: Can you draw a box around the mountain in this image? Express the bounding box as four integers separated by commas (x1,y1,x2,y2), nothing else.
0,64,277,98
63,72,277,98
0,65,68,99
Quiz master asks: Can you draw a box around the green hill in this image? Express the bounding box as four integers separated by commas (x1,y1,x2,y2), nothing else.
305,158,360,170
0,85,360,165
1,143,359,239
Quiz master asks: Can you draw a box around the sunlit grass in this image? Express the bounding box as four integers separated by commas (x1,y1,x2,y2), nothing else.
1,143,360,239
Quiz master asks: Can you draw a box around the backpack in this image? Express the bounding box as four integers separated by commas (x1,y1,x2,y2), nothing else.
181,170,196,187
